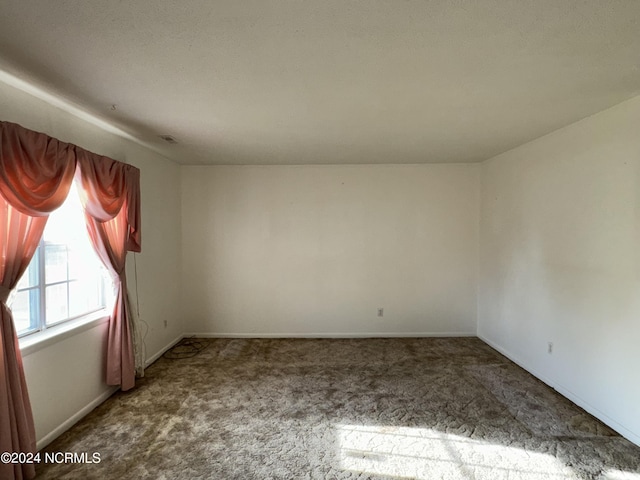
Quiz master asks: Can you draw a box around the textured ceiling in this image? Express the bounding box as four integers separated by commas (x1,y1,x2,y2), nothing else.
0,0,639,165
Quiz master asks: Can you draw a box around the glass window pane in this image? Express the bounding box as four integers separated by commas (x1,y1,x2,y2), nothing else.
45,244,68,284
68,246,102,281
15,181,115,333
69,280,103,318
46,283,68,325
11,289,39,335
16,248,40,290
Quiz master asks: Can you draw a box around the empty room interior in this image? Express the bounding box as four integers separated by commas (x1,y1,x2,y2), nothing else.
1,1,640,479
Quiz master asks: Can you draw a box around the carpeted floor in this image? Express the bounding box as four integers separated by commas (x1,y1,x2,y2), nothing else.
36,338,640,479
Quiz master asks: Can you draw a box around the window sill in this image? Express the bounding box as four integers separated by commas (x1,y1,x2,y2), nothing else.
19,311,111,356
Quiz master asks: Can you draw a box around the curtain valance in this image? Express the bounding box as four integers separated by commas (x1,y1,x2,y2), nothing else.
0,121,141,251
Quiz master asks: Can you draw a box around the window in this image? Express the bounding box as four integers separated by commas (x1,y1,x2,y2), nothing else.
11,182,113,337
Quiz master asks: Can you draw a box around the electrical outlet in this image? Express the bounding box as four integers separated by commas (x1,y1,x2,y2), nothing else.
547,342,553,354
377,308,384,317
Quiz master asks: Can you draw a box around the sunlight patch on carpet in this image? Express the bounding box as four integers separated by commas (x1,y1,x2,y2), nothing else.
336,424,575,479
603,469,640,480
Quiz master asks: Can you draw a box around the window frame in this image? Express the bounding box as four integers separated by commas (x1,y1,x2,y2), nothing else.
14,183,111,339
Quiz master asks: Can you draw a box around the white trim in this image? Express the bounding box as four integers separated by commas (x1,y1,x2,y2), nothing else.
185,331,477,338
145,334,184,367
36,386,118,451
19,313,110,356
478,334,640,448
34,334,183,450
0,68,174,164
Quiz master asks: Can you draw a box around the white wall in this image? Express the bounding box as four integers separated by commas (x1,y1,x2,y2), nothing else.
0,78,182,448
479,95,640,444
182,164,479,336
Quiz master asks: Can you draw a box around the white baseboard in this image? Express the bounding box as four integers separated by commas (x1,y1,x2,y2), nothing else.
42,332,639,454
36,386,118,451
145,334,184,367
184,331,477,338
478,334,640,448
36,335,184,451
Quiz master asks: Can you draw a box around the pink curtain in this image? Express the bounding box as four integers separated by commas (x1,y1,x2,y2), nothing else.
0,123,76,480
0,121,141,480
77,151,141,390
0,200,46,480
0,124,75,215
75,150,141,253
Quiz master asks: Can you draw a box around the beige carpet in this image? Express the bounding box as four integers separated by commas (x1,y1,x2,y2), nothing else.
36,338,640,479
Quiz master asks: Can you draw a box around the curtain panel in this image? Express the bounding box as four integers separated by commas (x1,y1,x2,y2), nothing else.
0,121,141,480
